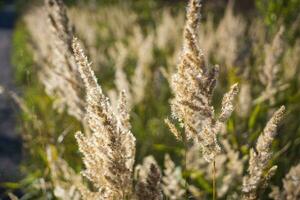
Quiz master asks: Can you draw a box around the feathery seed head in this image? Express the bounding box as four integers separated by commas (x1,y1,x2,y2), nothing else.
269,163,300,200
168,0,238,162
135,156,163,200
73,37,136,199
242,106,285,200
165,118,182,141
219,83,239,122
162,155,185,199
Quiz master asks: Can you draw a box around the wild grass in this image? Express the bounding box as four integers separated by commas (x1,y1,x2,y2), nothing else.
4,0,300,199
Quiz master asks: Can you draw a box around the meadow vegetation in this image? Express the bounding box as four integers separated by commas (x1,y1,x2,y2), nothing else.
4,0,300,199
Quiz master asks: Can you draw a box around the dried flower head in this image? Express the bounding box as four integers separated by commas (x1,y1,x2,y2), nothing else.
256,27,287,105
237,82,252,118
25,0,84,120
135,156,163,200
162,155,185,200
187,140,244,198
131,33,154,105
269,163,300,200
169,0,238,162
72,38,136,199
242,106,285,200
215,1,246,69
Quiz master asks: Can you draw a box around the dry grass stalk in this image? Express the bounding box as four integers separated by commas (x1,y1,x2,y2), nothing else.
215,1,246,69
131,33,154,105
46,146,82,200
283,39,300,81
107,42,132,111
135,156,163,200
108,29,155,109
262,27,285,89
164,118,182,141
237,82,252,118
155,9,184,51
108,31,155,109
44,0,84,120
269,163,300,200
256,27,288,105
186,140,244,198
162,155,185,200
25,0,84,120
113,43,132,107
242,106,285,200
169,0,238,162
72,38,136,199
195,13,214,60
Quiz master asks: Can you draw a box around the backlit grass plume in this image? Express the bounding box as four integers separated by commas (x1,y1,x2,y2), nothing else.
162,154,185,200
256,27,287,105
242,106,285,200
25,0,84,120
135,156,163,200
168,0,239,162
269,163,300,200
72,38,136,199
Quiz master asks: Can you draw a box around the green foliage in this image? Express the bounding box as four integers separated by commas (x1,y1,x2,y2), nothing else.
255,0,300,32
11,22,33,86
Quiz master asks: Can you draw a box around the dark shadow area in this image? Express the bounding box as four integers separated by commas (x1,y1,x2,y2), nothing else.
0,0,22,198
0,0,16,29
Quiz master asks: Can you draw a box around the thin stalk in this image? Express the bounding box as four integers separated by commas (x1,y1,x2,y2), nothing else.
182,131,189,200
212,159,217,200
